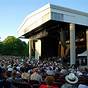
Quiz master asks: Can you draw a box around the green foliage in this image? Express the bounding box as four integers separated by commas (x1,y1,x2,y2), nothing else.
0,36,29,56
0,42,4,55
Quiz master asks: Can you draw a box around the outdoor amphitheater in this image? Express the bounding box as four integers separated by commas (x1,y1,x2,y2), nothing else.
0,3,88,88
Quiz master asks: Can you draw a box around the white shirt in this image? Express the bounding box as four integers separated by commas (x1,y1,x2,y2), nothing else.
30,72,42,82
46,69,55,76
78,84,88,88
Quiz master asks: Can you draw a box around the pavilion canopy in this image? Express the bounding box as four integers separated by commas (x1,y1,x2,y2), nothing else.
78,51,87,56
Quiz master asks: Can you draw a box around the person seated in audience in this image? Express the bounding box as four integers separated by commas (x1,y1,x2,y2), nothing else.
78,76,88,88
21,68,30,81
7,70,17,81
30,67,42,83
78,84,88,88
0,67,11,88
46,66,55,76
0,67,4,88
39,76,59,88
61,73,78,88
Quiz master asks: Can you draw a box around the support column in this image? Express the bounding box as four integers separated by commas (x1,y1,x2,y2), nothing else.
70,23,76,65
86,29,88,66
35,39,41,59
29,39,33,59
61,45,65,58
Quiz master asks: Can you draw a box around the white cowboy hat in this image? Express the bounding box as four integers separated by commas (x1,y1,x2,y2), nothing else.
65,73,78,84
8,68,13,72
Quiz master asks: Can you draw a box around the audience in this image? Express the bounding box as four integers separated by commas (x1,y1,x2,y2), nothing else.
0,56,88,88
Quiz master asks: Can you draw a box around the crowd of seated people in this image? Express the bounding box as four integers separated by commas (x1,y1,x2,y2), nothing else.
0,57,88,88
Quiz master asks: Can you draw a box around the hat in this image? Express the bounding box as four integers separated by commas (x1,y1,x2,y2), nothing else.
21,72,30,80
45,76,55,85
65,73,78,84
7,65,11,68
8,68,13,72
16,66,20,71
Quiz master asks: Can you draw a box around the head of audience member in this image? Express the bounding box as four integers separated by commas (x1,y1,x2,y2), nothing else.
45,76,55,85
65,73,78,84
32,67,39,73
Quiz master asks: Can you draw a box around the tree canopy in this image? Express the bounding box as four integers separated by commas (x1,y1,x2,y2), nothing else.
0,36,29,56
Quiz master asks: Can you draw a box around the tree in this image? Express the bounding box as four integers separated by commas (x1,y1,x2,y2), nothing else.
0,42,4,55
2,36,28,56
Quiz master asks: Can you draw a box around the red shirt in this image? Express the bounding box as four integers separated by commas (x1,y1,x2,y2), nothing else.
39,84,59,88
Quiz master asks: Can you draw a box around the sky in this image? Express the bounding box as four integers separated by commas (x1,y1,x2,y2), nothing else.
0,0,88,41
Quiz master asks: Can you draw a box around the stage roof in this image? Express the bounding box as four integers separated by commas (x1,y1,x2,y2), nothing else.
17,3,88,37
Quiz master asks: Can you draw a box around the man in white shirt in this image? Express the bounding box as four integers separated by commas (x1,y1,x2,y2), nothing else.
78,84,88,88
30,68,42,83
